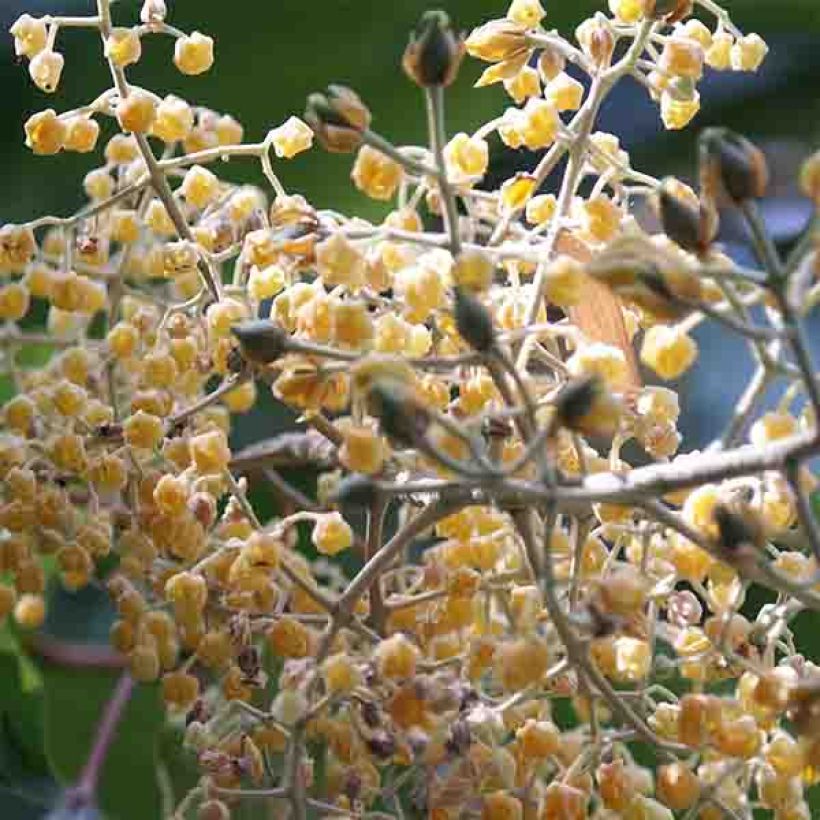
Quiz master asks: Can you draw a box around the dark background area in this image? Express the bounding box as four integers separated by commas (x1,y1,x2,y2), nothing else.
1,1,820,818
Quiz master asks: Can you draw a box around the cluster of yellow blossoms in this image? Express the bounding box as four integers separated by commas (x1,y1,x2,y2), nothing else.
3,0,820,818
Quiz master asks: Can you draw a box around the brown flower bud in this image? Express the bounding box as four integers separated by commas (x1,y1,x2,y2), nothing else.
368,379,430,447
553,375,622,438
332,474,381,508
586,235,702,321
453,287,496,353
713,503,765,553
304,85,372,154
231,320,289,364
642,0,694,23
402,10,465,88
699,128,769,207
576,18,615,69
657,177,717,256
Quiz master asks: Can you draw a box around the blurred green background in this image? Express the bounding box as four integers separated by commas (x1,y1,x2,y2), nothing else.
2,1,820,818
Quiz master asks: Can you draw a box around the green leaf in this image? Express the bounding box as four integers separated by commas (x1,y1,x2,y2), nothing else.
0,625,49,780
811,488,820,524
43,666,165,820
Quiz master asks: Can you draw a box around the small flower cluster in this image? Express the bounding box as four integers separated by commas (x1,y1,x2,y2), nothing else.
3,0,820,818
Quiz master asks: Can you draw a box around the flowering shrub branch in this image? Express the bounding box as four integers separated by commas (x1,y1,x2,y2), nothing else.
3,0,820,818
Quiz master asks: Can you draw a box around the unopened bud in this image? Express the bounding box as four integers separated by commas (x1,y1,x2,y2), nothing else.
576,18,615,69
368,379,430,447
231,320,289,364
657,177,717,256
333,474,381,507
553,375,622,438
464,20,529,63
713,503,765,553
304,85,372,154
642,0,693,23
140,0,167,24
402,10,465,88
586,235,702,321
453,286,496,353
699,128,769,206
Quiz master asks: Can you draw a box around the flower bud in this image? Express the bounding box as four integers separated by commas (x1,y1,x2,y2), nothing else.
140,0,167,24
368,379,430,447
465,20,529,63
231,320,289,364
576,18,614,69
332,474,381,507
713,503,765,554
657,177,717,256
453,286,496,353
402,10,465,88
553,375,622,438
642,0,693,23
586,235,702,321
699,128,769,206
304,85,371,154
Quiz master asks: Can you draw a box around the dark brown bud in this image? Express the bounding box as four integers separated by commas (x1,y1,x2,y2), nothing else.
699,128,769,207
587,234,703,322
304,85,372,154
642,0,694,23
453,286,496,353
231,320,289,364
402,10,465,88
332,474,381,508
368,379,430,447
657,177,717,256
553,375,621,438
713,503,765,553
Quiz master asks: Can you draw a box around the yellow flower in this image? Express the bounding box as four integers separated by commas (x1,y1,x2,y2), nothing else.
660,88,701,130
105,27,142,68
24,109,65,155
180,165,220,209
640,324,698,380
730,33,768,72
10,14,47,59
117,89,158,134
507,0,546,27
29,49,63,93
500,173,537,211
503,65,540,103
152,95,194,143
568,342,629,389
315,232,367,289
608,0,643,24
465,20,529,63
173,31,214,75
545,71,584,111
269,116,314,159
520,97,559,149
443,132,489,186
351,145,403,201
312,512,353,556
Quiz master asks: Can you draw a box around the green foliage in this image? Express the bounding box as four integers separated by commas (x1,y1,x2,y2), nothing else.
43,667,164,820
